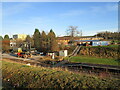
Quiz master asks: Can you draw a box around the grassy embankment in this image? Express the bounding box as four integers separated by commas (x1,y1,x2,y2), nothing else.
67,55,119,66
2,60,120,89
65,45,119,66
86,45,119,48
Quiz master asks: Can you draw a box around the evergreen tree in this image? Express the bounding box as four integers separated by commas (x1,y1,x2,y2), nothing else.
48,29,59,52
24,35,34,51
33,29,41,51
26,35,31,43
41,31,47,52
25,35,34,48
0,36,3,41
0,36,3,51
4,35,9,40
59,42,65,50
31,36,34,48
3,35,10,52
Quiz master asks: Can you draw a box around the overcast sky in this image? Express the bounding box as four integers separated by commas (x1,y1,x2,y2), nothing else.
2,2,118,37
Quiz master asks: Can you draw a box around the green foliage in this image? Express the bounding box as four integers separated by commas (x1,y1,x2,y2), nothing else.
79,46,118,59
66,45,76,54
4,35,9,40
34,28,40,33
2,35,10,52
33,28,59,52
0,36,3,41
59,42,65,50
110,40,120,44
25,35,34,48
2,61,120,89
25,35,31,42
67,45,118,58
95,31,120,40
41,31,47,52
69,56,119,66
47,29,59,52
33,29,41,51
85,45,119,48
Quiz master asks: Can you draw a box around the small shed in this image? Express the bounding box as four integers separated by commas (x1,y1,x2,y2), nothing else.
59,50,68,57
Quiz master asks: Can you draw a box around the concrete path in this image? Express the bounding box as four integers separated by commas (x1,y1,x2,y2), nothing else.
1,53,43,61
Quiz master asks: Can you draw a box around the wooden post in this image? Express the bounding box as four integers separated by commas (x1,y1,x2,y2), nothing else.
89,70,91,74
80,66,82,69
105,68,108,72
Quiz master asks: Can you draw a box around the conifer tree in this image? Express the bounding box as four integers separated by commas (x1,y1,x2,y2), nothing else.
0,36,3,51
33,29,41,51
26,35,31,43
48,29,59,52
0,36,3,41
25,35,34,48
41,31,47,52
3,35,10,52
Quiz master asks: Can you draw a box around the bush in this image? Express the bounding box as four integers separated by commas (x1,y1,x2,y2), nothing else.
79,46,118,59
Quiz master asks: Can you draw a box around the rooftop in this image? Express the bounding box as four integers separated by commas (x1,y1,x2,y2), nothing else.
57,36,103,40
74,40,100,42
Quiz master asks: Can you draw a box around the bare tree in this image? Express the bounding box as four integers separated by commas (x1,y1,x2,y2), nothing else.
67,26,78,37
66,26,82,37
76,30,82,37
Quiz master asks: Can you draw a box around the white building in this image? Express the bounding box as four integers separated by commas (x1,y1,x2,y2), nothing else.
10,39,16,48
13,34,27,41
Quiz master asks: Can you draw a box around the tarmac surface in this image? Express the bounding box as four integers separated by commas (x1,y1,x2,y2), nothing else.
1,53,43,61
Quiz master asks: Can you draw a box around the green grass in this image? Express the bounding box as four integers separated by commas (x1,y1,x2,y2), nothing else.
2,60,120,88
83,45,119,48
69,55,120,66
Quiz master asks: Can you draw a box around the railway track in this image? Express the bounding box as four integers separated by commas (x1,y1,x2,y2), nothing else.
2,57,120,79
59,62,120,79
63,62,120,71
58,45,120,78
64,66,120,79
2,53,120,79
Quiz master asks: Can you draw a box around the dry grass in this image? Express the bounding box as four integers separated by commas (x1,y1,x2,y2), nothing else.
2,60,120,88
